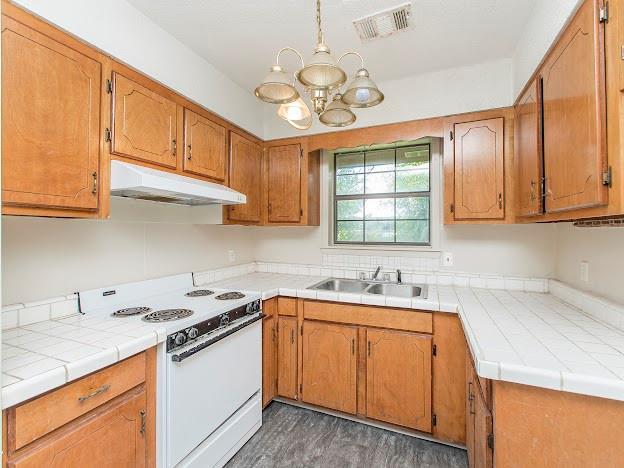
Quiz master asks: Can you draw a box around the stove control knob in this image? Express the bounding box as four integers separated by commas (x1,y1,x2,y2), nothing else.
187,327,199,340
246,303,254,314
174,332,187,346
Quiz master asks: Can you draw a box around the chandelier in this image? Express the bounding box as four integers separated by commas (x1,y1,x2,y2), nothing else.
254,0,384,130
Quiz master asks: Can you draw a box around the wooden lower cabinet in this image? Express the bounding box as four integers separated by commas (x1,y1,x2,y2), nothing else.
9,390,146,468
262,315,277,407
466,352,493,468
301,321,358,414
277,316,298,399
366,329,432,432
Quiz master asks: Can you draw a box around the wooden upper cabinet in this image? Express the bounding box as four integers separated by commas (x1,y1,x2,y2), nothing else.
228,132,263,223
366,329,432,432
301,321,358,414
183,109,227,182
277,316,298,400
112,72,178,169
541,0,607,213
267,144,302,223
453,118,505,220
2,14,101,212
515,79,543,217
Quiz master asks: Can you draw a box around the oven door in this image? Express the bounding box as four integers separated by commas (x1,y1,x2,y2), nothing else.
166,320,261,467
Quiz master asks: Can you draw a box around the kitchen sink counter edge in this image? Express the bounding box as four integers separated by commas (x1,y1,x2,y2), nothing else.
208,272,624,403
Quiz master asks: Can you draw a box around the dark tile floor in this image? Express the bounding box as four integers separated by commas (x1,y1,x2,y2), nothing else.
226,402,468,468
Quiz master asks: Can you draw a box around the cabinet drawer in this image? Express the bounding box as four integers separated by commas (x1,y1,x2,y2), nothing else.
277,297,297,316
10,352,146,450
303,301,432,334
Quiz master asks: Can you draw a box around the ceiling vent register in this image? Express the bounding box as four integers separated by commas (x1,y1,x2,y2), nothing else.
353,3,412,42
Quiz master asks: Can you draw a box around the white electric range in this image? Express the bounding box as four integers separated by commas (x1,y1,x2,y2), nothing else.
79,273,263,468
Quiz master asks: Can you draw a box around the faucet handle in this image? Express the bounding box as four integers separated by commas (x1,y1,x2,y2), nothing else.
358,271,368,280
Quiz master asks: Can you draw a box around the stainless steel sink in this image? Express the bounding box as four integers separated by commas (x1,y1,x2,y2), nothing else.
309,278,427,299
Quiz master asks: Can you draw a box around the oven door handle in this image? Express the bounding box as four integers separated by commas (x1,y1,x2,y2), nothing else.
170,313,264,363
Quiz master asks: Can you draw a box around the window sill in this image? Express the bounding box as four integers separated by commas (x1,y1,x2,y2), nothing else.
322,245,441,254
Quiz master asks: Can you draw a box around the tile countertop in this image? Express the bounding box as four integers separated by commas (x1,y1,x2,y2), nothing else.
208,273,624,402
1,314,166,409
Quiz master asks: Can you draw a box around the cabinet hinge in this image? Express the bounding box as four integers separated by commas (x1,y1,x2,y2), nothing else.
106,79,113,94
432,344,437,357
599,2,609,23
449,203,454,214
432,414,437,426
300,324,303,336
300,209,303,217
104,128,112,143
300,148,304,158
541,177,547,199
449,130,454,141
299,383,303,393
487,433,494,450
602,166,613,187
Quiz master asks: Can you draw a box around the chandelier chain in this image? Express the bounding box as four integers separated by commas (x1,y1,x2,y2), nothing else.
316,0,323,44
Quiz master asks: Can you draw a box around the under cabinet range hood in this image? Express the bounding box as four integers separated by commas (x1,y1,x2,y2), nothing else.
110,161,246,206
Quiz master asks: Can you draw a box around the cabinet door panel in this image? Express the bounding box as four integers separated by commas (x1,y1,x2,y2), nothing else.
515,79,543,217
453,118,505,220
2,15,100,211
466,354,476,468
366,329,432,432
301,321,357,414
262,317,277,407
228,132,262,223
11,392,146,468
542,0,607,212
267,144,302,223
183,109,227,181
277,317,298,399
474,387,493,468
112,73,177,168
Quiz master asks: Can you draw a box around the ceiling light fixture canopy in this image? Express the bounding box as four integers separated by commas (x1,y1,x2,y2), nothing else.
254,0,384,129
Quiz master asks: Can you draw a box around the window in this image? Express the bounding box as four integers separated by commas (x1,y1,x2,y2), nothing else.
334,144,431,246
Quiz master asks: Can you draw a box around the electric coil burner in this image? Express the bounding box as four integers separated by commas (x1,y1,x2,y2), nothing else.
215,292,245,300
112,306,152,317
142,308,194,322
185,289,214,297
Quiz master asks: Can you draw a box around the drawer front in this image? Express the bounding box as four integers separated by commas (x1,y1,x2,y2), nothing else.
277,297,297,316
11,352,146,450
303,301,432,334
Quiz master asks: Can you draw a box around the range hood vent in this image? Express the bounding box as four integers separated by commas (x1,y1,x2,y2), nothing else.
353,3,412,42
110,160,246,206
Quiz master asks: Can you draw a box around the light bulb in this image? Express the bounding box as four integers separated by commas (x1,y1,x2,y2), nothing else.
285,105,305,121
355,88,371,103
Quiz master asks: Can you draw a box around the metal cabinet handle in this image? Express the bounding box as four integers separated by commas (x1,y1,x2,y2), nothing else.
91,172,98,195
367,340,371,357
140,410,146,436
187,144,192,160
78,384,110,402
468,382,476,415
351,338,355,355
172,139,177,156
498,193,503,209
290,328,294,345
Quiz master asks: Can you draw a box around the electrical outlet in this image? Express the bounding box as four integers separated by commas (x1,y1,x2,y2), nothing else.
442,252,454,267
228,250,236,263
580,261,589,283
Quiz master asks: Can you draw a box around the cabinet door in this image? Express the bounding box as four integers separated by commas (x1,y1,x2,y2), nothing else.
228,132,263,223
515,79,543,217
301,321,357,414
267,144,302,223
11,392,146,468
183,109,227,182
473,387,493,468
541,0,607,213
2,15,100,211
466,354,476,468
262,316,277,407
112,73,178,168
453,118,505,220
366,329,432,432
277,317,298,399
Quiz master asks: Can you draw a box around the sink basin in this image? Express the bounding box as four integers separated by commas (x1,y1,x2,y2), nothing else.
366,283,424,298
310,278,370,293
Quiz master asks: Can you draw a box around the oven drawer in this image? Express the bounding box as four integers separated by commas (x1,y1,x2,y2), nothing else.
10,352,146,450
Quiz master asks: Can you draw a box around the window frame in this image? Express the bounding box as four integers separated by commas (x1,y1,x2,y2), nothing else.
333,143,432,247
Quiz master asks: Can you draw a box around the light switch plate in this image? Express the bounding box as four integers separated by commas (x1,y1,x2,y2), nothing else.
442,252,454,267
580,261,589,283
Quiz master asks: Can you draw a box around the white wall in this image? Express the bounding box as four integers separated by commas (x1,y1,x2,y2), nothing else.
555,224,624,304
511,0,582,96
1,216,255,305
12,0,264,138
264,58,513,140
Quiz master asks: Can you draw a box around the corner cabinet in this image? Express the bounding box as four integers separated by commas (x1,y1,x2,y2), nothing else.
277,316,298,400
183,108,227,183
1,6,108,218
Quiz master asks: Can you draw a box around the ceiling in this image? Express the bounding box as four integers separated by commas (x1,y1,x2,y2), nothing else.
127,0,537,91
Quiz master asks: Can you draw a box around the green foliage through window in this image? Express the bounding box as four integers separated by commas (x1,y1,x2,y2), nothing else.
334,144,430,245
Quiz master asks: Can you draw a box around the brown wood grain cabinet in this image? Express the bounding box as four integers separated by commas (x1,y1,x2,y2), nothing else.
466,351,493,468
301,321,358,414
1,9,105,217
366,329,432,432
267,144,303,223
277,316,298,400
541,0,608,213
183,108,227,182
515,78,543,217
112,72,178,169
262,315,277,408
227,132,263,224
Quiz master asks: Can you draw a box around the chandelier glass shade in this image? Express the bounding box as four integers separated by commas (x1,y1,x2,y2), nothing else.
254,0,383,129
